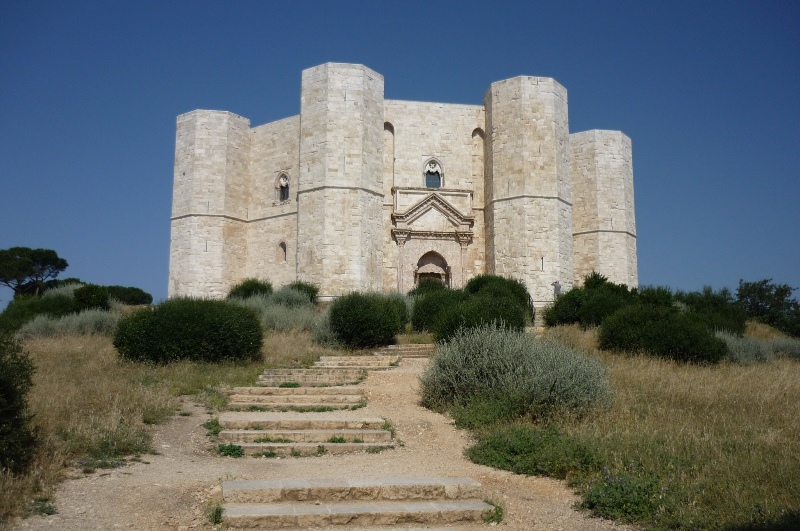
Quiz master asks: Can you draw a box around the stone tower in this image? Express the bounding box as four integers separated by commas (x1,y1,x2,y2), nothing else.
296,64,385,297
168,110,250,298
570,130,637,286
484,77,574,306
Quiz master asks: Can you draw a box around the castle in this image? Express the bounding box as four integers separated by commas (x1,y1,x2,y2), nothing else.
169,63,637,311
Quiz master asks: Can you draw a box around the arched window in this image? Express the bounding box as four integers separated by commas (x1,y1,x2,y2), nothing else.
424,159,443,189
276,174,290,202
277,241,287,263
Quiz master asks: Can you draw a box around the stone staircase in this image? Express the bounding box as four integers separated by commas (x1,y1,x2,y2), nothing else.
221,477,494,528
376,343,435,358
227,385,366,411
313,355,400,370
216,412,394,456
215,343,494,528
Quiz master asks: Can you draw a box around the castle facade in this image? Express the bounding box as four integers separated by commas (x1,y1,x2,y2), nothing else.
169,63,637,310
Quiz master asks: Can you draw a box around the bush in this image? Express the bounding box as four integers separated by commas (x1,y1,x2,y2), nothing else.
41,282,84,298
407,277,446,297
716,331,773,364
464,274,531,315
420,325,612,424
543,288,587,327
328,292,402,349
287,281,319,303
232,294,320,332
768,337,800,361
411,289,468,332
466,424,603,480
271,286,315,309
676,286,746,335
0,294,79,333
227,278,273,299
384,292,411,326
73,284,111,310
105,286,152,305
433,293,525,343
113,298,263,363
581,470,661,522
576,288,630,328
599,304,727,364
0,334,37,474
16,310,120,339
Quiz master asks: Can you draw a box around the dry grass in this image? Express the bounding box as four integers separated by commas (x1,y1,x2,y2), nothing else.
744,319,791,340
544,324,800,528
1,331,330,523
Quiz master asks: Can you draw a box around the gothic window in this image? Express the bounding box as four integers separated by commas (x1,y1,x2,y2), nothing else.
276,174,290,202
424,160,443,189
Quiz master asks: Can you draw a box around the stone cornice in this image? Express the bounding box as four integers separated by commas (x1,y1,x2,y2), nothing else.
573,229,636,238
486,195,572,207
298,185,384,198
171,211,297,223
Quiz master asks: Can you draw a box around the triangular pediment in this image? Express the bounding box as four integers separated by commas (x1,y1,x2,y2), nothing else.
392,193,474,231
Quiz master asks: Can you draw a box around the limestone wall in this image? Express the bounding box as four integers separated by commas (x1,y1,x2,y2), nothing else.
296,63,385,298
246,116,300,287
570,130,638,287
169,110,250,298
484,77,574,306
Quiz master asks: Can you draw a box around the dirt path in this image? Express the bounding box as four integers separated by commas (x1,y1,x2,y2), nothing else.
15,359,634,530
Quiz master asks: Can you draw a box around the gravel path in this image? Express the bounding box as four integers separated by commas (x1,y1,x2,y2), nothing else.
15,358,634,530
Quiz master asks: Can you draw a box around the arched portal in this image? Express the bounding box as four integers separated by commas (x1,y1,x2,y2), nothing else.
415,251,450,287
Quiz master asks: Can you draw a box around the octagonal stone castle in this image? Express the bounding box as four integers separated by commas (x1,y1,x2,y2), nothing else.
169,63,637,312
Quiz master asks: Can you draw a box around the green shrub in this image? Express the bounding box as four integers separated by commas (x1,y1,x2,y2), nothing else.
433,294,525,342
542,288,587,327
216,443,244,457
287,281,319,303
328,292,402,349
464,274,531,315
227,278,273,299
0,334,37,474
411,289,468,332
16,310,120,339
637,285,675,307
580,470,661,522
0,294,79,333
73,284,111,310
576,288,630,328
407,277,446,297
420,325,612,424
384,292,410,326
676,286,746,335
113,298,263,363
599,304,727,364
466,424,603,480
105,286,152,305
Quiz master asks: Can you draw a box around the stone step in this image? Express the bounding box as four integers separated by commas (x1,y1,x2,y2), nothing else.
223,477,483,504
230,441,394,457
219,429,392,444
229,394,363,405
258,369,366,387
318,356,400,363
227,402,362,412
376,344,435,358
314,360,397,367
219,413,386,431
222,499,492,528
231,386,364,396
312,363,395,371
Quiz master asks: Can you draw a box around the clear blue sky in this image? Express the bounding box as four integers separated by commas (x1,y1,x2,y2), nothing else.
2,0,798,306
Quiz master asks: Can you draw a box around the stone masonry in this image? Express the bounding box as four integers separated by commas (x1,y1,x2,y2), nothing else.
169,62,637,310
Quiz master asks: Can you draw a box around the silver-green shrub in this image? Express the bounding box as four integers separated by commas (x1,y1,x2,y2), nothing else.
419,325,612,422
311,313,338,346
232,293,321,332
768,337,800,361
16,309,120,339
716,331,773,364
41,283,83,299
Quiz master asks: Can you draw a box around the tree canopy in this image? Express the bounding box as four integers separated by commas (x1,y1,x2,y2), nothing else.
737,279,800,338
0,247,69,296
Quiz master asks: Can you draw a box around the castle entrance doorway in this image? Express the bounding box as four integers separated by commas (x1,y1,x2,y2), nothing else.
414,251,450,288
